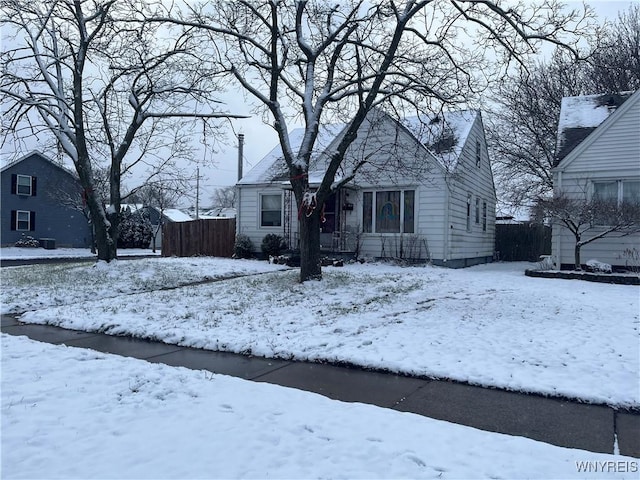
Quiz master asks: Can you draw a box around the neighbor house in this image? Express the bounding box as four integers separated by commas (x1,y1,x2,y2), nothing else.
236,108,496,267
143,206,193,250
1,151,91,248
551,90,640,269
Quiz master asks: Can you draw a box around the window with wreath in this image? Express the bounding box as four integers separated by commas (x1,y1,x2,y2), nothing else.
362,190,415,234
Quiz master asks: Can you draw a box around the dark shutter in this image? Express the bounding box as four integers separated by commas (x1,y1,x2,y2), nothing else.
11,174,16,194
31,177,37,196
10,210,16,231
30,211,36,231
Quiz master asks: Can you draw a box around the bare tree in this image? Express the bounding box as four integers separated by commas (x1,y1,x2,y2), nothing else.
1,0,245,262
539,193,640,270
489,5,640,213
152,0,592,281
211,186,236,211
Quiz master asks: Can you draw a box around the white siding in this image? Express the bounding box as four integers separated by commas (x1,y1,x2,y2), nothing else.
445,115,496,262
553,91,640,268
237,185,290,253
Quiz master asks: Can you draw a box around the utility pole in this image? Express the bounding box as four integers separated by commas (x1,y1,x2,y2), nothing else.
195,166,200,219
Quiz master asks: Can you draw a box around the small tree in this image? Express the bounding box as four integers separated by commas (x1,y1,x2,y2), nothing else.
539,193,640,270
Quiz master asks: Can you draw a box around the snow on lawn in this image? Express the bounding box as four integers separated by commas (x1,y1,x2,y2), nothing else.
0,246,159,259
3,334,637,480
10,259,640,408
1,257,286,314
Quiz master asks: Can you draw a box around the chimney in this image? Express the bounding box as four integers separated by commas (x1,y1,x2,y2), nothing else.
237,134,244,182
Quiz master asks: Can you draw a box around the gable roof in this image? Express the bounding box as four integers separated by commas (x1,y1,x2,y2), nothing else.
238,109,478,186
1,150,78,179
237,123,344,185
402,110,478,170
554,91,635,167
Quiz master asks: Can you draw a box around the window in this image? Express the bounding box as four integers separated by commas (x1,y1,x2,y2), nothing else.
466,193,472,231
475,140,481,167
12,174,36,196
593,180,640,225
260,194,282,227
362,190,415,234
11,210,35,231
475,197,480,224
482,200,487,232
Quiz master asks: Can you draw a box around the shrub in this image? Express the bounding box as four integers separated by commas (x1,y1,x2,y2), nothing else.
261,233,287,257
15,234,40,248
118,210,152,249
233,234,254,259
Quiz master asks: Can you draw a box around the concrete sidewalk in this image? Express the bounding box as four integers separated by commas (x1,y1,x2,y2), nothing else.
2,314,638,458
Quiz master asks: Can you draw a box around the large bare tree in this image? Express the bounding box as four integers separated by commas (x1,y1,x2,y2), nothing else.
489,5,640,214
1,0,244,261
151,0,592,281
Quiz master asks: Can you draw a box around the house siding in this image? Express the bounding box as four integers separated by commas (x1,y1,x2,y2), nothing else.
552,90,640,268
1,152,91,248
236,110,496,267
445,115,496,263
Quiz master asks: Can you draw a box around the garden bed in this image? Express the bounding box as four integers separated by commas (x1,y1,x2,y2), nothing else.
525,269,640,285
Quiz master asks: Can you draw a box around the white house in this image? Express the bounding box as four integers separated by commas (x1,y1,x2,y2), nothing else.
551,89,640,269
236,109,496,268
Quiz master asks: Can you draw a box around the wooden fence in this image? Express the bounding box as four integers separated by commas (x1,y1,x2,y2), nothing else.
162,218,236,258
495,223,551,262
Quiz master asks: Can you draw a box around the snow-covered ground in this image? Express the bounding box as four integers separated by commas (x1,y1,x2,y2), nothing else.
3,257,639,408
1,246,159,259
3,334,637,479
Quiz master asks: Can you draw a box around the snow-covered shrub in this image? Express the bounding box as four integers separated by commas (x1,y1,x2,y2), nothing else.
233,234,254,259
14,234,40,248
586,259,612,274
261,233,287,257
534,255,556,271
118,210,152,249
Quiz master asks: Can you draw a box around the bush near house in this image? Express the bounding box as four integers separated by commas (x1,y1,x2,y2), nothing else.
261,233,287,257
233,234,254,259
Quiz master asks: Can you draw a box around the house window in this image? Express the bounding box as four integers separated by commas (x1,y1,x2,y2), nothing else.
260,194,282,227
12,174,36,196
593,180,640,225
363,192,373,233
475,140,481,167
466,193,472,231
362,190,415,234
482,200,487,232
475,197,480,224
11,210,35,231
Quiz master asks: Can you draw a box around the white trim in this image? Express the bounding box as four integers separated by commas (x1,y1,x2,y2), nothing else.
16,210,31,231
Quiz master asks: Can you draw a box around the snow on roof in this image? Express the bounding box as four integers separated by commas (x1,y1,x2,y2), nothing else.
402,110,477,170
162,209,193,222
555,92,634,166
239,110,477,186
238,124,344,185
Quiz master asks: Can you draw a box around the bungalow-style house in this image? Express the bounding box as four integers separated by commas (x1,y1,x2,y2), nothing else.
551,90,640,270
236,108,496,267
1,151,91,248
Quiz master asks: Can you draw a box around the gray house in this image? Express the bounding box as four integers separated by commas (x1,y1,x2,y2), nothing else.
1,151,91,248
551,90,640,269
237,108,496,267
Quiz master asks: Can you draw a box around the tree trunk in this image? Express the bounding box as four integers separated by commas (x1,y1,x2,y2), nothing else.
574,243,582,271
298,211,322,282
